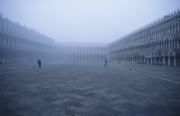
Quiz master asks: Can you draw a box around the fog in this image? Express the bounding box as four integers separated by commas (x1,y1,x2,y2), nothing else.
0,0,180,43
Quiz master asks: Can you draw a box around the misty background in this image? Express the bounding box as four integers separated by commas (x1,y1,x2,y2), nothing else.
0,0,180,43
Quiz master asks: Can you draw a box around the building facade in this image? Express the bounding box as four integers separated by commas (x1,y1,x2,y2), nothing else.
0,14,57,61
56,43,107,61
109,9,180,66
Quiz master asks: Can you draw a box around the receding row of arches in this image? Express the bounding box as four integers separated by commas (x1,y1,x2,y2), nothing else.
0,36,53,51
110,52,180,66
56,55,106,61
57,48,107,54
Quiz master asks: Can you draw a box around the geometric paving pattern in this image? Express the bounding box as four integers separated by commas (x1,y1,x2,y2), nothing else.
0,62,180,116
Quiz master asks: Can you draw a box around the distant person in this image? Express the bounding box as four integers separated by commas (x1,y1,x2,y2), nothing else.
37,59,41,68
104,60,107,67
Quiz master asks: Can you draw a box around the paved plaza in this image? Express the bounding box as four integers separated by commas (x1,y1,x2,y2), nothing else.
0,61,180,116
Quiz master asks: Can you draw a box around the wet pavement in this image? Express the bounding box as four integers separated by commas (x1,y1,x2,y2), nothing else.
0,61,180,116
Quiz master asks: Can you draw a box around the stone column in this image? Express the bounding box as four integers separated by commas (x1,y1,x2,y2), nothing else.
154,57,156,63
11,40,14,47
17,41,19,47
151,57,153,64
174,52,176,66
19,41,22,48
23,43,26,48
163,54,165,65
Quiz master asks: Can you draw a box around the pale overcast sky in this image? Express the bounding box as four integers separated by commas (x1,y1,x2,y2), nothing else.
0,0,180,43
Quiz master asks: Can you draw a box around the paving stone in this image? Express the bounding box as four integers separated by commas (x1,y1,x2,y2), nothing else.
15,107,42,116
0,110,6,116
81,108,105,116
117,109,136,116
0,106,16,116
29,104,50,113
133,112,149,116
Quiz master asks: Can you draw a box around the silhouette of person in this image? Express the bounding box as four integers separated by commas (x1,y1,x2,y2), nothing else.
104,60,107,67
37,59,41,68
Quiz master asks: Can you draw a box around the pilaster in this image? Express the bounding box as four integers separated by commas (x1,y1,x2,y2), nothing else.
174,52,177,66
163,54,165,65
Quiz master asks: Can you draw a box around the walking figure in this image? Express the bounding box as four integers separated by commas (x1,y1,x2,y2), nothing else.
104,60,107,67
37,59,41,68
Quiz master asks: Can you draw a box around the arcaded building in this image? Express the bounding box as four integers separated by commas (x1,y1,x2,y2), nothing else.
108,9,180,66
0,14,56,61
56,43,107,61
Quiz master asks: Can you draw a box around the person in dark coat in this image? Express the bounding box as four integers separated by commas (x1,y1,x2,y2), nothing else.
37,59,41,68
104,60,107,67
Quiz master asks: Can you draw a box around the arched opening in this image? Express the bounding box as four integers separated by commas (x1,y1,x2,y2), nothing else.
164,55,168,65
176,53,180,66
170,56,174,66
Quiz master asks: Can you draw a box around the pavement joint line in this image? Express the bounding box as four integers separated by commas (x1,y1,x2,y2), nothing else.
113,66,180,85
165,78,180,79
137,70,180,78
146,72,171,77
133,71,180,85
0,68,33,75
142,73,180,85
0,65,55,75
135,70,180,78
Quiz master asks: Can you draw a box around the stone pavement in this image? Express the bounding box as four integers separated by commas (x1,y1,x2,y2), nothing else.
0,61,180,116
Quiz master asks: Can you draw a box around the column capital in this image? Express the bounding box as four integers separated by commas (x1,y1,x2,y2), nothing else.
173,52,176,56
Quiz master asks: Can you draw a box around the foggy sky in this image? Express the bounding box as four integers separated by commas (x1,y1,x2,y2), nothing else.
0,0,180,43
